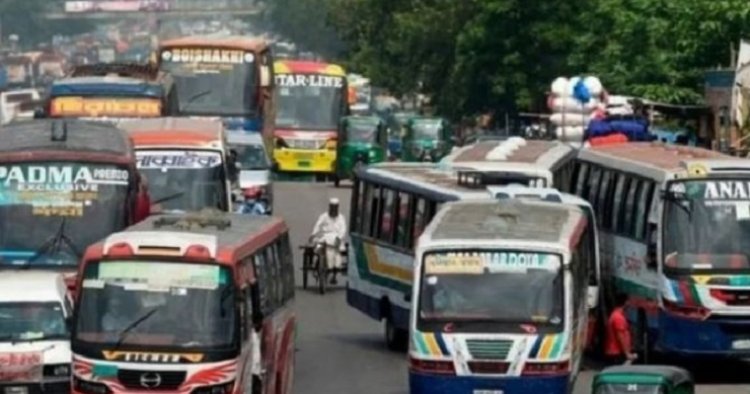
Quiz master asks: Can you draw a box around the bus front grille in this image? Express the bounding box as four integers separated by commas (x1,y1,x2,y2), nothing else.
466,339,513,360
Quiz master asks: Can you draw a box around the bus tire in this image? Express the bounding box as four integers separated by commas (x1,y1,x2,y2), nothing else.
636,310,651,363
385,317,408,352
252,375,262,394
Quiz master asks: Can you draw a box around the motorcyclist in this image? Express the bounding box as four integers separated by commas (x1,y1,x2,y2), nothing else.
309,198,347,285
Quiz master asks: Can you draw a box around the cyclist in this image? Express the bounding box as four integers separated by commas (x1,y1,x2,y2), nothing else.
309,198,347,285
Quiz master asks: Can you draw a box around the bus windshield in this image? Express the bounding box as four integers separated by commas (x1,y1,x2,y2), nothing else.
231,144,270,170
664,179,750,271
0,302,68,342
275,73,345,130
136,150,227,212
160,52,257,117
75,261,236,349
0,162,130,267
418,250,564,333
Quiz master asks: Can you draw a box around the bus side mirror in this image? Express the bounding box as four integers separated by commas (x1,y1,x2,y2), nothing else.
260,66,271,87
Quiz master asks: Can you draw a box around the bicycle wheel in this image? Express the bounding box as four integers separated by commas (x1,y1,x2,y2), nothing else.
318,249,327,295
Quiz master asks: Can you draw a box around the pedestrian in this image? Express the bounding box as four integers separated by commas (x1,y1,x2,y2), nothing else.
604,292,638,365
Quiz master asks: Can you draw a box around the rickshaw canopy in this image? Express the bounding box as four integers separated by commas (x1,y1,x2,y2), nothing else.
593,365,694,393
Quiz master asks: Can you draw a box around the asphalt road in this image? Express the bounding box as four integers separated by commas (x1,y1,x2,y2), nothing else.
274,181,750,394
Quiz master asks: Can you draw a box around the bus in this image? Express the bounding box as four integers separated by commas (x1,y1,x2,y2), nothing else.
348,142,572,345
409,199,595,393
440,137,576,188
570,141,750,360
71,212,296,394
0,120,149,282
156,36,275,137
272,60,349,176
119,117,233,213
45,63,174,121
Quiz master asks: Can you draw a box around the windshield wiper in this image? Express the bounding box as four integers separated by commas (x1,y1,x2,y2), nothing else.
180,90,212,113
113,307,160,350
27,218,81,265
153,191,185,206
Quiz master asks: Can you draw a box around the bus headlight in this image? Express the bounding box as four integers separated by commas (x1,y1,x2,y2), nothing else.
190,380,234,394
53,364,70,376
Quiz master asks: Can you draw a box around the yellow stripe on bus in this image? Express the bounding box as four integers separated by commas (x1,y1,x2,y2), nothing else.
363,243,412,283
539,335,555,359
423,334,442,356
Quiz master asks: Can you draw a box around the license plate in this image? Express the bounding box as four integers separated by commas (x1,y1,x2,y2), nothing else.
474,391,503,394
5,387,28,394
298,161,311,167
732,339,750,349
294,153,314,160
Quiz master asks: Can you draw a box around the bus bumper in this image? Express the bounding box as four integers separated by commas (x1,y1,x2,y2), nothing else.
409,372,570,394
658,312,750,357
273,149,335,173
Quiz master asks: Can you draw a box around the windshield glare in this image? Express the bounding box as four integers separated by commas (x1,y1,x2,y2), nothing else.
275,73,345,130
346,121,379,143
664,180,750,271
231,144,269,170
0,162,130,267
413,121,441,140
75,261,236,349
418,250,564,332
137,150,227,212
160,56,256,117
0,302,68,342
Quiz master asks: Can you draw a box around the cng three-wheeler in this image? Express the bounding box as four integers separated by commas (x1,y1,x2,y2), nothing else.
333,115,387,187
400,117,453,162
592,365,694,394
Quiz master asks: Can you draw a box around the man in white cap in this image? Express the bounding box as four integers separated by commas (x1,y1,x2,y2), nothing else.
310,197,347,284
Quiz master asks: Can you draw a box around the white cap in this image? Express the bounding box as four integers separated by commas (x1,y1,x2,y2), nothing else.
330,198,340,205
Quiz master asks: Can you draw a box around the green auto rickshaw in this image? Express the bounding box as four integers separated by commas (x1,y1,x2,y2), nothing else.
333,115,388,187
401,117,453,162
592,365,694,394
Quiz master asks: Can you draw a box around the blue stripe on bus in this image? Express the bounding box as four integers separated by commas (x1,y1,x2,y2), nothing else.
434,333,450,356
529,336,543,358
669,280,684,303
0,251,34,257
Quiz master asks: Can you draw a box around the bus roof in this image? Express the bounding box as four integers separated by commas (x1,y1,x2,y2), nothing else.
443,138,574,168
68,63,166,82
274,60,346,76
356,162,494,202
159,36,269,52
87,212,287,267
119,117,224,148
226,130,263,145
423,199,585,250
0,119,134,163
579,141,750,179
50,76,164,98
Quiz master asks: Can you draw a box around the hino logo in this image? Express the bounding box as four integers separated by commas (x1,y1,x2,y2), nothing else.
140,372,162,388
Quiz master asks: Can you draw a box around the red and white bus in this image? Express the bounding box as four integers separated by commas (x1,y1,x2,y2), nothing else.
70,212,295,394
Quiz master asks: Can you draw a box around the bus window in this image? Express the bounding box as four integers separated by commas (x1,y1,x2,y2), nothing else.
364,184,381,237
635,182,655,241
575,163,589,196
615,176,632,234
413,198,427,247
611,174,626,231
379,189,396,242
596,170,613,224
395,192,413,248
353,180,365,232
586,166,602,204
622,179,641,237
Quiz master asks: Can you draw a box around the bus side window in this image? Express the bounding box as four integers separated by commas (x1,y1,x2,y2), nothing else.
635,182,655,241
267,245,282,309
279,234,295,302
615,176,632,235
611,174,626,232
254,252,271,316
395,192,413,248
622,179,641,238
362,183,379,237
586,166,602,205
241,286,250,340
351,179,363,232
596,170,612,225
575,162,589,197
412,198,427,247
379,188,396,243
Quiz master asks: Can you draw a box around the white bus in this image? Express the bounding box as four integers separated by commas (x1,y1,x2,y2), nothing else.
409,199,594,394
571,141,750,360
440,137,576,188
348,139,578,350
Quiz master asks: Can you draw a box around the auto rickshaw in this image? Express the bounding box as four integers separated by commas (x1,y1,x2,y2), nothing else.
333,115,387,187
386,111,416,159
592,365,694,394
401,117,453,162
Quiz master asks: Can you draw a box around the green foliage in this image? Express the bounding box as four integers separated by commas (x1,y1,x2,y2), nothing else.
0,1,94,48
271,0,750,116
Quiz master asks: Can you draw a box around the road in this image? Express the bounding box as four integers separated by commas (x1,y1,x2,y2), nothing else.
274,181,750,394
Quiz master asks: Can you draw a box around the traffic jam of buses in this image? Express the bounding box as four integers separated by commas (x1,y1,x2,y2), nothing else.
0,2,749,394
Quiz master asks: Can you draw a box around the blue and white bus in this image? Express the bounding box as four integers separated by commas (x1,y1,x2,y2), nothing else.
409,199,595,393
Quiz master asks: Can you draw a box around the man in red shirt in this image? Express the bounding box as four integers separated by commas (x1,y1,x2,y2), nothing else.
604,292,638,365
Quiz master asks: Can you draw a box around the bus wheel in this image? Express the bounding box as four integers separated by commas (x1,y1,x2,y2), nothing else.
385,317,408,352
636,310,651,363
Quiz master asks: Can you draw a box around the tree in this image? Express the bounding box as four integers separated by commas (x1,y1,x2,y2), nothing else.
0,0,94,49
